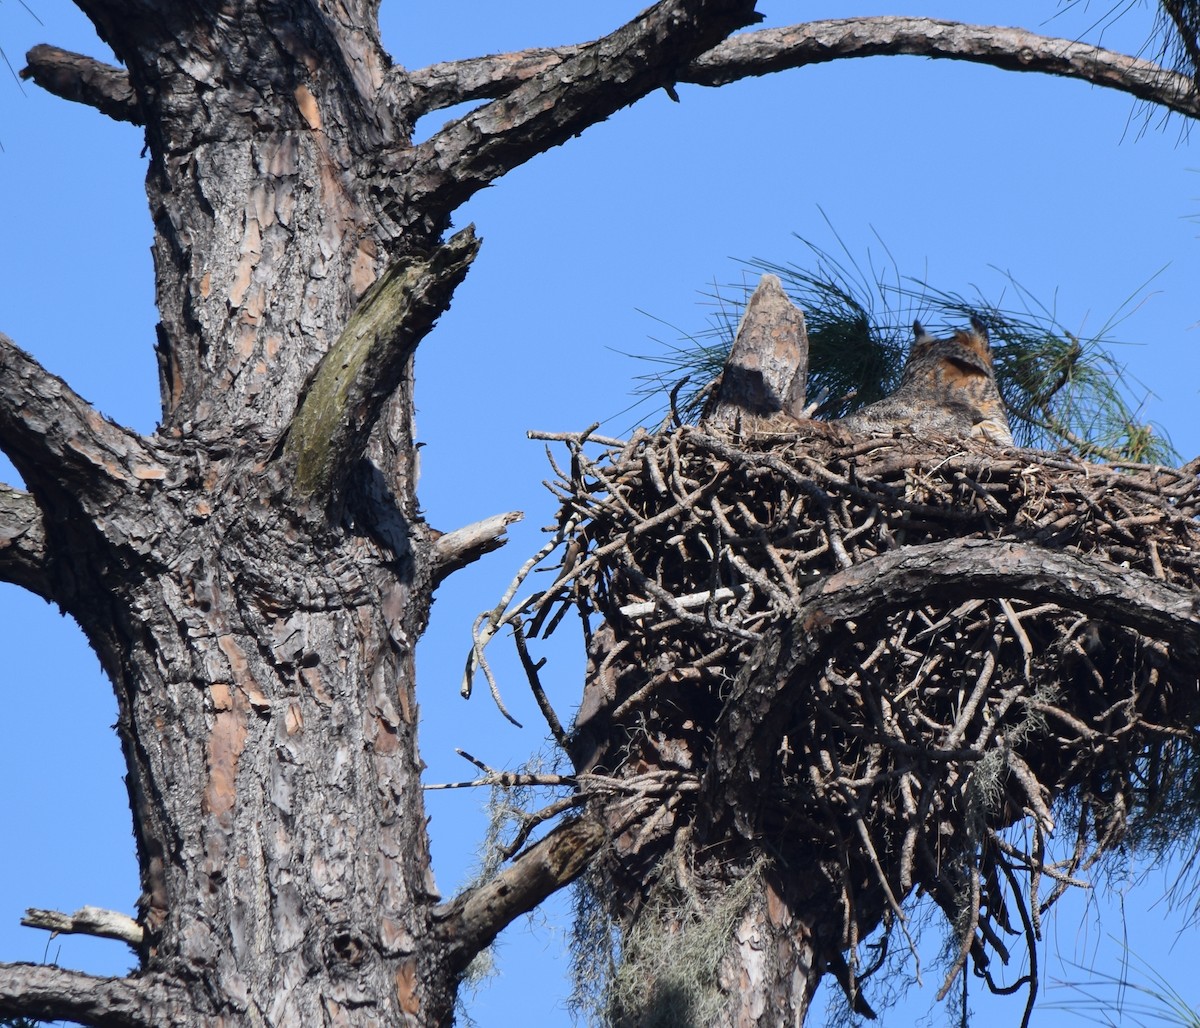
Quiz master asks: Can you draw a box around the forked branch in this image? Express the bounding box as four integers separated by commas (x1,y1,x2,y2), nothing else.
393,0,762,221
0,962,183,1028
403,16,1200,124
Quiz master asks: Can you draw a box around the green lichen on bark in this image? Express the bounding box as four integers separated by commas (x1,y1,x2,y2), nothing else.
284,227,480,501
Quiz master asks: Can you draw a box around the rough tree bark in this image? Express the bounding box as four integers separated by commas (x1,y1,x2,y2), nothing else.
2,4,1199,1027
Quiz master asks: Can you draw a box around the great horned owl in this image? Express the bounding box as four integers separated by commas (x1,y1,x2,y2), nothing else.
837,317,1012,445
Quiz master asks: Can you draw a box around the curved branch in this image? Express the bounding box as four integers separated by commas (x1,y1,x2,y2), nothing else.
0,962,183,1028
393,0,762,223
0,334,162,506
0,484,51,599
403,17,1200,126
21,45,141,124
682,18,1200,118
278,227,480,509
432,816,604,973
705,538,1200,821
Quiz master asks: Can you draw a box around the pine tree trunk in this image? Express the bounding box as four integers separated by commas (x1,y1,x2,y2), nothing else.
34,9,452,1023
0,3,763,1024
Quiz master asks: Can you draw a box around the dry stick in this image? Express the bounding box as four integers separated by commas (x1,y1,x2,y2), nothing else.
725,546,793,611
806,766,869,1003
583,447,652,524
954,472,1009,517
527,428,627,447
461,511,581,698
456,748,495,774
942,645,998,750
707,497,799,602
619,585,750,618
467,609,524,727
616,542,761,642
998,598,1034,681
1006,752,1056,833
935,858,982,1002
830,777,923,981
995,853,1040,1028
510,616,569,747
1026,699,1101,742
643,445,668,496
897,773,921,892
1029,821,1046,940
499,796,582,860
544,443,570,486
1147,536,1166,580
826,512,854,569
425,771,576,791
612,642,732,719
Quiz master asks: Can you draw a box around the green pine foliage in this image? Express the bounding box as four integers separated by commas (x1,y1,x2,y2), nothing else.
629,233,1176,466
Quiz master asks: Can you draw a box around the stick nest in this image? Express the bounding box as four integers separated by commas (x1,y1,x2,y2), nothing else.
487,421,1200,1013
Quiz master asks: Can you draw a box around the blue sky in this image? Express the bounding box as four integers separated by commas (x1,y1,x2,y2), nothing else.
1,3,1198,1025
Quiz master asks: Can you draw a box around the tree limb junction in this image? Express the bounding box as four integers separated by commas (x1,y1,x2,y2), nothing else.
392,0,762,223
433,816,605,973
280,227,479,508
402,17,1200,122
0,334,162,506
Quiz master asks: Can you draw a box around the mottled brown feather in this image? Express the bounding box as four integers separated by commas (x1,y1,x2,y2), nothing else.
837,320,1012,445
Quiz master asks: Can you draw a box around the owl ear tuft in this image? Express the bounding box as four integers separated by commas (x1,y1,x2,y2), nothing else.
912,320,929,342
969,315,989,341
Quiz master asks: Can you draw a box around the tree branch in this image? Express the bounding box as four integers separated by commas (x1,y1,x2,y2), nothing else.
433,816,604,972
403,46,584,115
279,227,480,509
682,17,1200,118
21,45,141,124
430,510,524,586
0,484,51,599
403,17,1200,128
0,334,162,506
21,906,144,949
0,963,182,1028
392,0,762,224
705,538,1200,821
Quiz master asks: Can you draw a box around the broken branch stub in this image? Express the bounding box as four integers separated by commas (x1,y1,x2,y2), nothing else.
702,273,808,429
